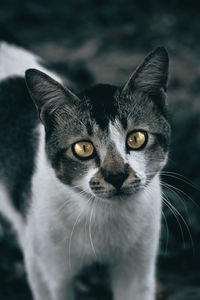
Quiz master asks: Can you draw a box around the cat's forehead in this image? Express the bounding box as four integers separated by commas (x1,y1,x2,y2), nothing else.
79,83,119,131
55,83,169,150
78,84,164,134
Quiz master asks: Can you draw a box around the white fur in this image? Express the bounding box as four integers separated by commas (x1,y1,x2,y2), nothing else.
73,167,98,196
109,122,146,185
109,121,128,163
28,125,89,221
0,42,62,82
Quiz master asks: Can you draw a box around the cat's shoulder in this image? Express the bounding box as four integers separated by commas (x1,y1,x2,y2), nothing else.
0,41,62,83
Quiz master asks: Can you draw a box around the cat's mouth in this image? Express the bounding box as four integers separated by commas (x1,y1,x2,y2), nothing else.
89,185,142,200
87,170,145,201
72,178,144,201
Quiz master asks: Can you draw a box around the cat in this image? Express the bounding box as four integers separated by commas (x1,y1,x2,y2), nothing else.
0,41,171,300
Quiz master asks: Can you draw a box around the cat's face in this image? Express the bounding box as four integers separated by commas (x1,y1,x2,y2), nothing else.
26,47,170,201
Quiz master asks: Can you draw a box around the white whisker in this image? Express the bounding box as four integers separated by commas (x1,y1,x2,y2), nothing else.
88,197,97,258
163,181,200,210
160,182,190,221
160,171,200,192
162,193,186,248
68,211,82,271
161,209,169,256
162,192,194,253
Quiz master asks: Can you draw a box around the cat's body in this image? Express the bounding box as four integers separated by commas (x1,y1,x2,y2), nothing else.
0,41,170,300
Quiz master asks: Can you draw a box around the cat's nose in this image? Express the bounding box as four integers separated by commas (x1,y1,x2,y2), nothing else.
104,172,128,190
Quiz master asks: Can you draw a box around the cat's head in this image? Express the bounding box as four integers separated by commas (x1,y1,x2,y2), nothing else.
25,47,171,201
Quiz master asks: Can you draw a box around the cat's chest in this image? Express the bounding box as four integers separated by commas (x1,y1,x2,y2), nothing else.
29,130,161,264
30,196,146,266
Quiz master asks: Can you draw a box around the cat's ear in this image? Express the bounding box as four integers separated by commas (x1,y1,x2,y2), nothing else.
25,68,80,127
122,47,169,95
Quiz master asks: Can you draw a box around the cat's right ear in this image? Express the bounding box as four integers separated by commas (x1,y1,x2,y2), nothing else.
25,69,80,128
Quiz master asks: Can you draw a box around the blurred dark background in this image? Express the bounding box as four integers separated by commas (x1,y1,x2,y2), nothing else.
0,0,200,299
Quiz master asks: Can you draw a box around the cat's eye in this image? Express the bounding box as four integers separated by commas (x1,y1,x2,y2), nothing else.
73,141,94,159
127,131,147,150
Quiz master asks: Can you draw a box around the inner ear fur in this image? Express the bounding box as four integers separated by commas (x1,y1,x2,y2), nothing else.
25,68,80,127
122,47,169,96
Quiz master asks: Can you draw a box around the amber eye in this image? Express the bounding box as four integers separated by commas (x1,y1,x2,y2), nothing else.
73,141,94,158
127,131,147,150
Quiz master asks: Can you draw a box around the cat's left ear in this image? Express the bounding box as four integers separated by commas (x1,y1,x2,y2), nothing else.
122,47,169,95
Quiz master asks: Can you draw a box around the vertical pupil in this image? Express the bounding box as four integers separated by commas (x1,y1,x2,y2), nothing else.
83,144,86,152
134,135,137,143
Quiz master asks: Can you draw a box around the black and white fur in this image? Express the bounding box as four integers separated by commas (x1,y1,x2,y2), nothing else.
0,41,170,300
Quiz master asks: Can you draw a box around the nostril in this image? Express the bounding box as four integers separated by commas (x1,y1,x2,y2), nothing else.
104,173,128,190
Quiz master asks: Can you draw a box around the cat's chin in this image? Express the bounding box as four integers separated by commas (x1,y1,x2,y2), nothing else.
73,185,143,202
91,189,140,202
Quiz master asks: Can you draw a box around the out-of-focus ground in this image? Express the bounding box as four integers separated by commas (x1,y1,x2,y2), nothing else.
0,0,200,299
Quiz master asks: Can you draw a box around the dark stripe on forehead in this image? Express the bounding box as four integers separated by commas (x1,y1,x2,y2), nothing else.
79,84,118,130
